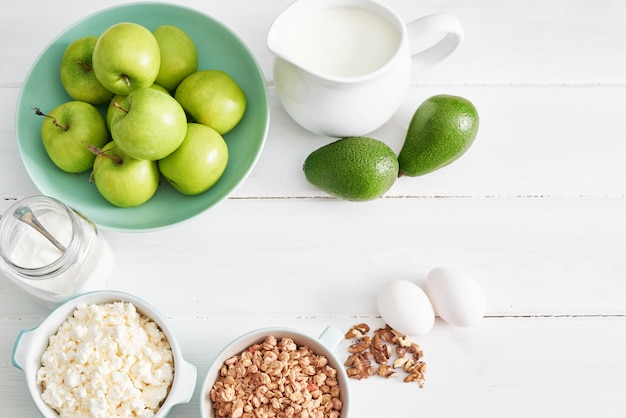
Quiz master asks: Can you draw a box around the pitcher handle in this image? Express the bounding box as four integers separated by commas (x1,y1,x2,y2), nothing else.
407,13,464,72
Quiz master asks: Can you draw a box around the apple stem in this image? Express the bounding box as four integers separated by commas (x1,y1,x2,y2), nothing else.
33,107,68,131
111,101,129,113
122,74,131,87
88,144,123,164
76,60,92,72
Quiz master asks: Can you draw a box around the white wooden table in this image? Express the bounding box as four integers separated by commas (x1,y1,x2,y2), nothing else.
2,1,625,416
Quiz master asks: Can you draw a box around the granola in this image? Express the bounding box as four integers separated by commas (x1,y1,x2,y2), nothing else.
210,336,343,418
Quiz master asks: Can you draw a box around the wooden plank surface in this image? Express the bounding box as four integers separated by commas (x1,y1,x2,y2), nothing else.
1,0,625,416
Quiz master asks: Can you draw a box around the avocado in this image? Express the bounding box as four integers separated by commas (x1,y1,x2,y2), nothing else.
398,94,479,177
303,136,399,201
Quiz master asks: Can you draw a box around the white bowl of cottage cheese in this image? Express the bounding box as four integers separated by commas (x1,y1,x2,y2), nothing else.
12,290,197,417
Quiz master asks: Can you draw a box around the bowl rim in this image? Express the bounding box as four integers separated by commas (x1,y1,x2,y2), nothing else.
12,289,197,417
199,325,351,418
15,1,270,232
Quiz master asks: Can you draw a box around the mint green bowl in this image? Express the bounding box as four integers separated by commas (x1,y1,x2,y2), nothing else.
15,2,269,232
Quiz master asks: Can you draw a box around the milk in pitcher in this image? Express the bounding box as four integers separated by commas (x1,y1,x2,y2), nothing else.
289,7,401,77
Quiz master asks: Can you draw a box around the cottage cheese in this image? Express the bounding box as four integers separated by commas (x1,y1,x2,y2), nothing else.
36,301,174,417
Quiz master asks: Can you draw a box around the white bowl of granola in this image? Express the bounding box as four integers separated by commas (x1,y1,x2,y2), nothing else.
12,290,197,417
201,326,351,418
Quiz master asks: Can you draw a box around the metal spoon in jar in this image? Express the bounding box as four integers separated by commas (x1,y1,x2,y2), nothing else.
12,205,67,253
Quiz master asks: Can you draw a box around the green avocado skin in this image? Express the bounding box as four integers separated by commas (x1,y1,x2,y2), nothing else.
303,136,399,202
398,94,479,177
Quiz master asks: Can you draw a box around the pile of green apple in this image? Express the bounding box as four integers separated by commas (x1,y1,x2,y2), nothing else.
36,22,247,207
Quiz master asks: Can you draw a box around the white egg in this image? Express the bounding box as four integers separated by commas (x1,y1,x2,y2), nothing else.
425,267,486,327
376,279,435,336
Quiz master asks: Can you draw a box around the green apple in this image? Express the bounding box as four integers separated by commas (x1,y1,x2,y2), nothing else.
153,25,198,93
35,101,109,173
92,22,161,96
106,83,169,131
158,123,228,195
90,141,160,207
109,88,187,161
174,70,246,134
60,36,114,106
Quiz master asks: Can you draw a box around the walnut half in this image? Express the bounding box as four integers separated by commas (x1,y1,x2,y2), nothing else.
345,352,377,380
347,336,371,353
345,323,370,339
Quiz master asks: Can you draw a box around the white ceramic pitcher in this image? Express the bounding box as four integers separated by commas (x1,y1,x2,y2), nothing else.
267,0,463,137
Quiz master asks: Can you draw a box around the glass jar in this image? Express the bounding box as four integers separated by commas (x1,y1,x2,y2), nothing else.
0,196,114,308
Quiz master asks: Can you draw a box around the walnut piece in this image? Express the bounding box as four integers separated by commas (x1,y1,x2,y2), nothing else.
393,357,409,369
345,352,377,380
347,336,371,353
344,323,370,339
370,334,392,364
377,364,398,378
376,325,396,343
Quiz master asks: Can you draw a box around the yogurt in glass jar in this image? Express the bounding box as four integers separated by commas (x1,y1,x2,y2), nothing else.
0,196,114,308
